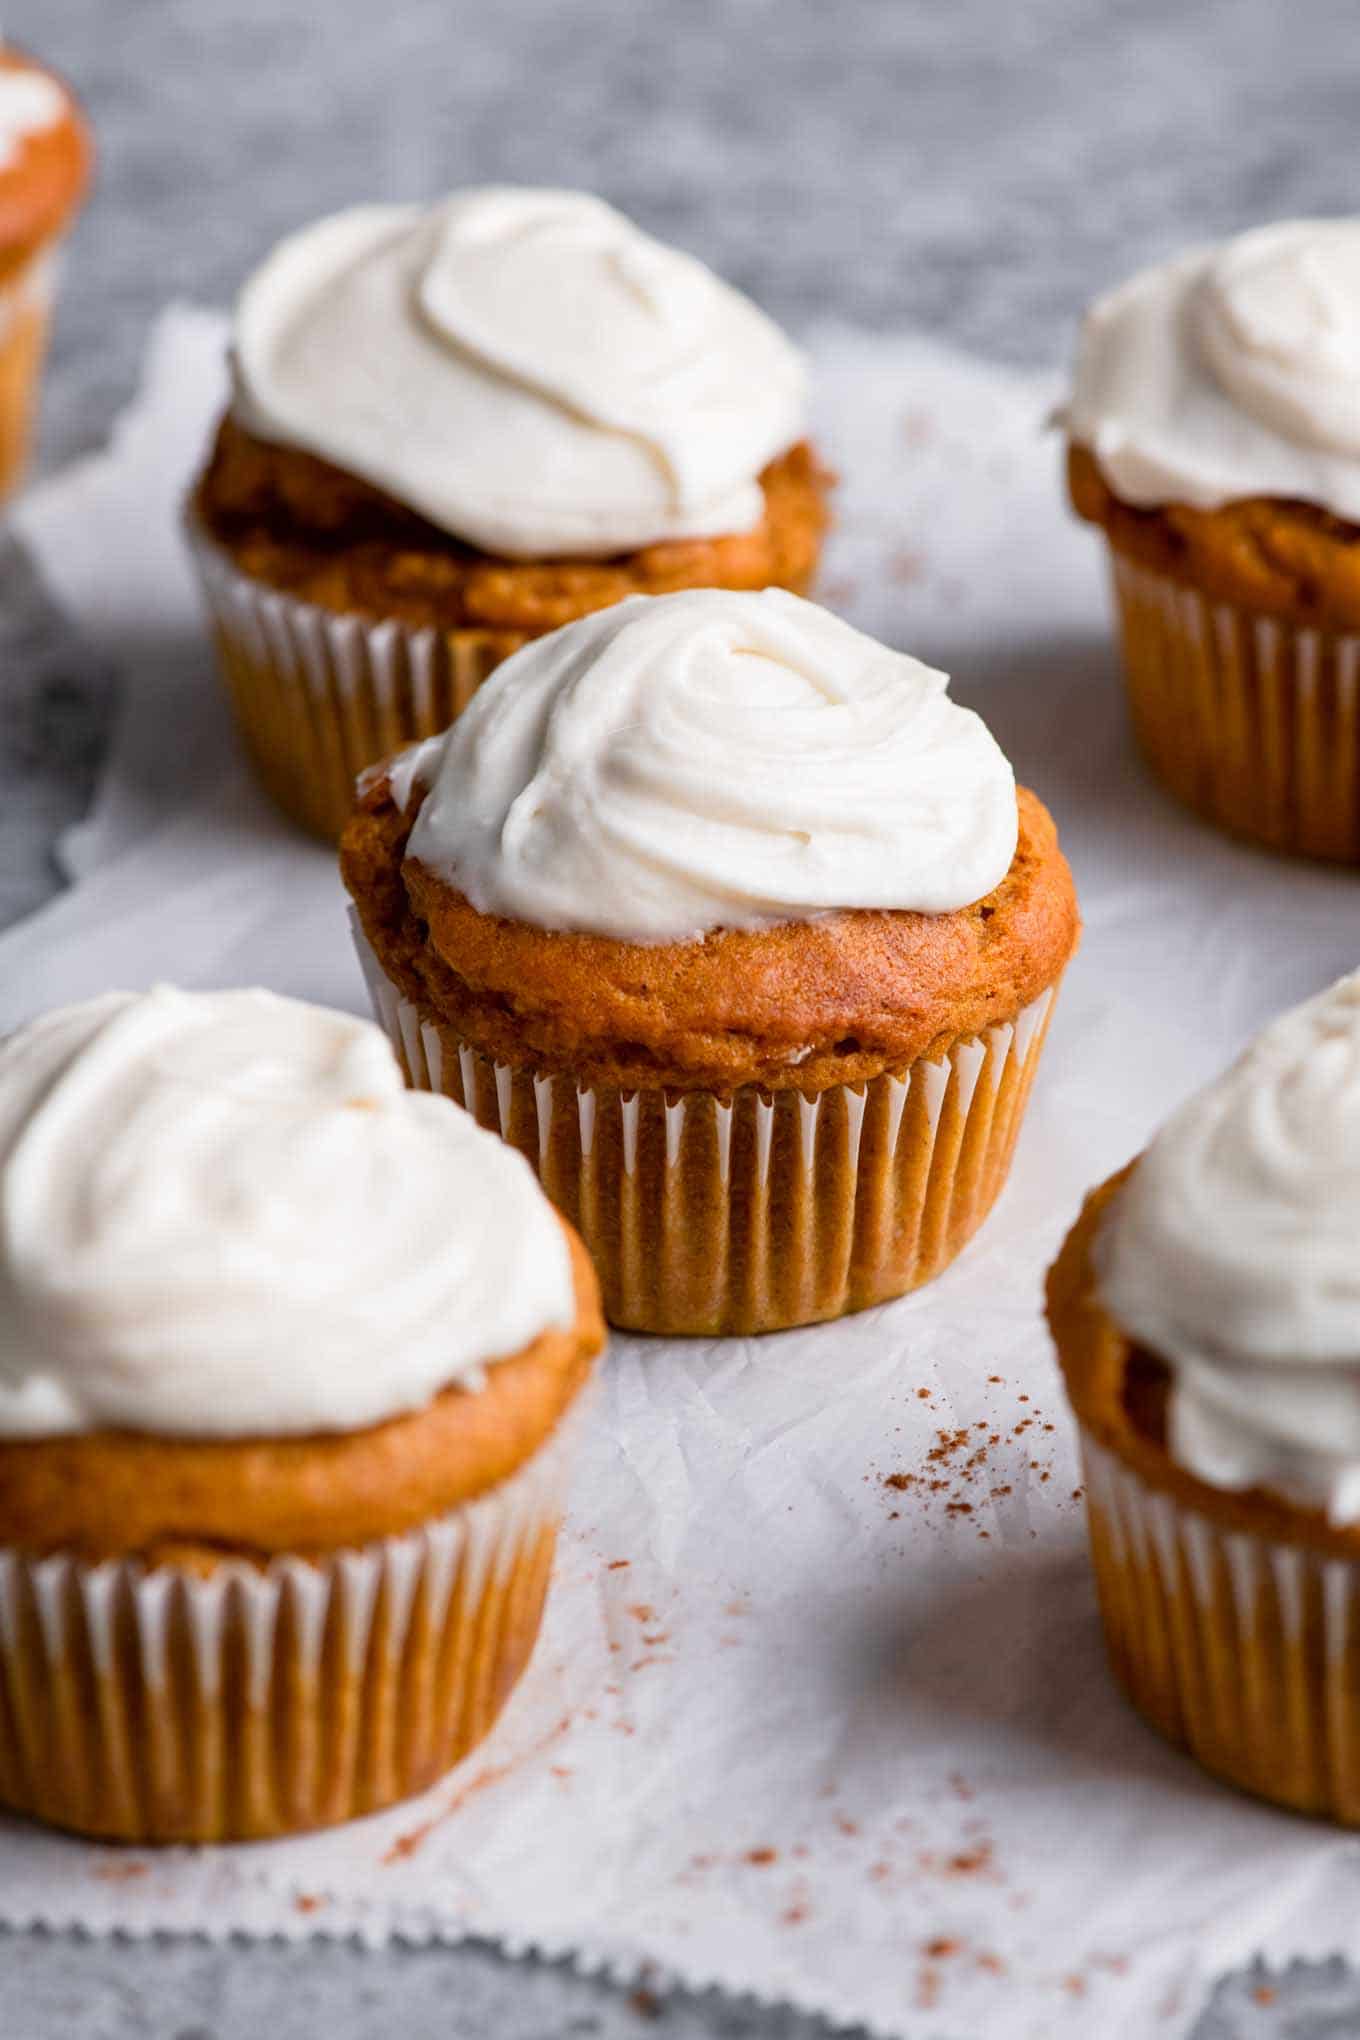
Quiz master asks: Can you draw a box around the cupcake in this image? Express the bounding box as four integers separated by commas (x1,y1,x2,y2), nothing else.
0,43,91,502
342,588,1079,1337
188,186,830,841
1049,971,1360,1822
1067,220,1360,863
0,986,603,1842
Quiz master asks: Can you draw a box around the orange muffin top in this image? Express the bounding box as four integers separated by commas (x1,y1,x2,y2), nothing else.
1048,1169,1360,1561
192,417,830,633
1064,223,1360,629
0,1225,601,1565
342,588,1079,1090
1051,969,1360,1561
345,774,1078,1093
1069,441,1360,632
0,44,90,277
193,185,831,622
0,986,604,1565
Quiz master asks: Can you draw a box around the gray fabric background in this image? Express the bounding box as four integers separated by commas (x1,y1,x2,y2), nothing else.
2,2,1357,2031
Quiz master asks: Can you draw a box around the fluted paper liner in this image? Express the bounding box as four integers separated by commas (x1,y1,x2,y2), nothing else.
0,1409,579,1843
353,922,1058,1335
1080,1430,1360,1824
0,247,59,505
186,517,529,842
1109,549,1360,863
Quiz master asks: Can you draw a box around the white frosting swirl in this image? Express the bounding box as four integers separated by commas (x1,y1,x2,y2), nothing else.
1095,972,1360,1523
1067,220,1360,519
233,186,806,559
401,588,1018,943
0,987,576,1439
0,62,67,172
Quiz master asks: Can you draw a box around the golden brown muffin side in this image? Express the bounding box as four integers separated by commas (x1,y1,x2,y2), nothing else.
342,777,1081,1092
0,46,91,277
191,415,833,630
1047,1167,1360,1561
0,1223,603,1564
1068,439,1360,632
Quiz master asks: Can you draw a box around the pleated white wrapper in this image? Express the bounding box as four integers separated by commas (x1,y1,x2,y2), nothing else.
0,1400,583,1842
1079,1430,1360,1825
352,917,1058,1335
185,514,527,841
1110,550,1360,862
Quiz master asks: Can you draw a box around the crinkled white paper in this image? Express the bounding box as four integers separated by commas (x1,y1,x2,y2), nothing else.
1,308,1358,2040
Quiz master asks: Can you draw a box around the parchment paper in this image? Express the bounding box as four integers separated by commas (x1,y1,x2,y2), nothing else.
2,308,1358,2039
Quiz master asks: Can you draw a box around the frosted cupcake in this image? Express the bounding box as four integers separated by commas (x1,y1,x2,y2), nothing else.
1049,971,1360,1822
0,43,91,501
1068,220,1360,862
0,986,603,1841
188,187,829,840
343,588,1079,1337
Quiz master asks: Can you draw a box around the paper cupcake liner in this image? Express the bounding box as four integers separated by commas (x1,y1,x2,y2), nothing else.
353,921,1058,1336
185,517,530,843
0,1408,580,1843
0,245,59,505
1080,1430,1360,1824
1109,549,1360,863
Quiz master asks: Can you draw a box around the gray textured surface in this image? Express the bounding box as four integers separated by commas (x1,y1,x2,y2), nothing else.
2,0,1357,2033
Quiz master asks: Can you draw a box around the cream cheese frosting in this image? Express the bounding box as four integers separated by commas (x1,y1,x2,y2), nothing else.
232,186,807,559
397,587,1019,943
0,987,575,1439
1067,219,1360,520
1095,971,1360,1523
0,57,67,172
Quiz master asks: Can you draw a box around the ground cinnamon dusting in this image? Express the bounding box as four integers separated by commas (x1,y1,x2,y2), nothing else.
381,1713,573,1863
889,548,927,585
382,1821,435,1864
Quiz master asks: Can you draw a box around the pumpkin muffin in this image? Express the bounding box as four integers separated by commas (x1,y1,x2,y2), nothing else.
343,588,1079,1337
0,42,91,501
1067,219,1360,863
188,186,830,841
0,985,603,1842
1049,971,1360,1823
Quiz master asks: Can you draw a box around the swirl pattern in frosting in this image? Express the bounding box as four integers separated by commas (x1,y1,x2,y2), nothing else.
232,186,807,559
1067,219,1360,519
399,588,1019,943
0,987,575,1439
1095,972,1360,1522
